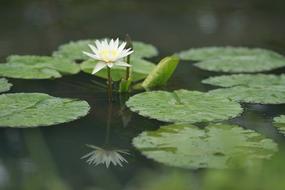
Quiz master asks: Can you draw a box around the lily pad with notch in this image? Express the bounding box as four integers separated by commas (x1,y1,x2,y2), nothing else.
0,55,80,79
202,74,285,88
53,39,158,61
0,78,12,93
209,85,285,104
126,90,243,123
0,93,90,127
178,47,285,73
133,123,278,169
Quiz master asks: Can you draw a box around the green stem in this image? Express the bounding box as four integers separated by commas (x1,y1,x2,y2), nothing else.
125,56,131,80
107,67,112,102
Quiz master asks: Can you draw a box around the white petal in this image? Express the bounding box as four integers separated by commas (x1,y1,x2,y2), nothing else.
107,62,114,68
118,50,134,59
110,39,114,48
118,42,127,52
83,51,99,59
88,44,98,54
95,40,103,49
102,39,108,49
92,62,107,74
114,38,119,48
116,62,132,67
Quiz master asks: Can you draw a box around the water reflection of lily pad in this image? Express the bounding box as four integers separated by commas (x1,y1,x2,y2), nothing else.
203,74,285,88
273,115,285,135
0,78,12,93
178,47,285,73
80,58,156,81
0,55,80,79
126,90,242,123
53,39,158,61
0,93,90,127
133,123,278,169
209,86,285,104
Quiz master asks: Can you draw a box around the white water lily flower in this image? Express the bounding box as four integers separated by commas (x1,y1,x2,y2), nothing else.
83,38,134,74
81,145,129,168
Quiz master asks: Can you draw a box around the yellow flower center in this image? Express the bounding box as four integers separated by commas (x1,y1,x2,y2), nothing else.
99,49,119,62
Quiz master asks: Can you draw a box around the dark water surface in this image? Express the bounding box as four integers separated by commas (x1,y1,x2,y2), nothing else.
1,0,285,189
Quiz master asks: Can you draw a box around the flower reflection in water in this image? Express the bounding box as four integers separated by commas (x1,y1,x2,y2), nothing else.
81,145,129,168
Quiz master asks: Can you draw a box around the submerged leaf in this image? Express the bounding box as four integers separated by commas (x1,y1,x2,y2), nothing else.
0,55,80,79
178,47,285,73
203,74,285,88
209,85,285,104
0,93,90,127
133,123,277,169
80,58,156,82
0,78,12,93
142,56,179,89
273,115,285,135
126,90,242,123
53,39,158,61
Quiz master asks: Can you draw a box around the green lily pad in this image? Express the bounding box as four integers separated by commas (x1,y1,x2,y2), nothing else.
133,123,278,169
0,78,12,93
0,93,90,127
80,58,156,82
142,56,180,89
126,90,243,123
203,74,285,88
273,115,285,135
0,55,80,79
209,86,285,104
53,39,158,61
178,47,276,60
178,47,285,73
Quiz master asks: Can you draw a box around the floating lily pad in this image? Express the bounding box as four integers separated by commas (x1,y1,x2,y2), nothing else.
0,78,12,93
80,58,156,81
209,86,285,104
53,39,158,61
178,47,285,73
133,123,278,169
142,56,179,89
126,90,242,123
178,47,275,60
0,55,80,79
0,93,90,127
273,115,285,135
203,74,285,88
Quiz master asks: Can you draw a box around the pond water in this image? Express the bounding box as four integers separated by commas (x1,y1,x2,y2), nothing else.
1,0,285,189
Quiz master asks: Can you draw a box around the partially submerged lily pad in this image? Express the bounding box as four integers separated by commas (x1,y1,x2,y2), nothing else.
209,86,285,104
273,115,285,135
80,58,156,81
126,90,242,123
133,123,277,169
203,74,285,88
0,55,80,79
0,78,12,93
53,39,158,61
0,93,90,127
178,47,285,73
